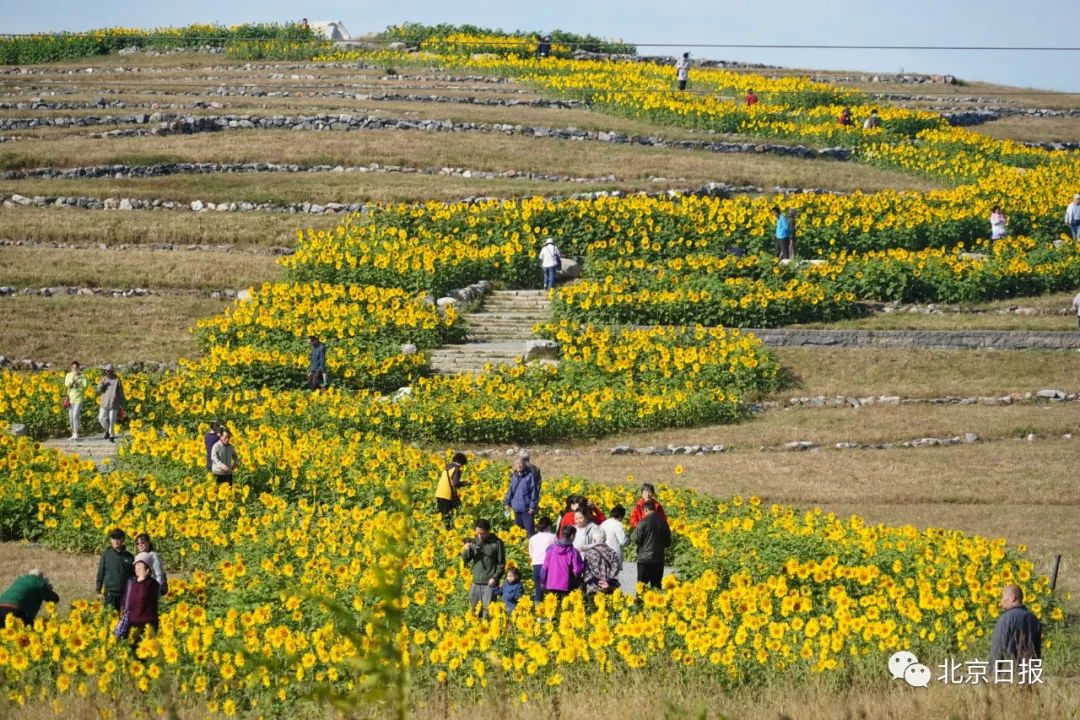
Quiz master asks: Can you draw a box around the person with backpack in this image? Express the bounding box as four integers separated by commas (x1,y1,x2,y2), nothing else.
436,452,468,529
633,501,672,590
675,52,691,91
539,238,562,291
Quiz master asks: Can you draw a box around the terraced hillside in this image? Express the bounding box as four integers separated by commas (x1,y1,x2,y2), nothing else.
1,34,1079,720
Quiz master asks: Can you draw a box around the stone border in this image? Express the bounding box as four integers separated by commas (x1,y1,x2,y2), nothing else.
757,388,1077,411
0,238,294,255
0,181,841,217
0,112,852,161
0,285,239,299
0,93,583,112
0,161,622,185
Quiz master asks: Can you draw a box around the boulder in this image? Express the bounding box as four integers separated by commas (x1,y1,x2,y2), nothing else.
558,256,582,279
523,339,559,361
7,423,27,437
400,343,418,356
783,441,818,451
436,296,459,311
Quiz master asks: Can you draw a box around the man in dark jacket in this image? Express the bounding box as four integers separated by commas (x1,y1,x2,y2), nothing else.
989,584,1042,667
308,335,327,390
462,519,505,617
0,569,59,625
632,501,671,589
96,528,135,611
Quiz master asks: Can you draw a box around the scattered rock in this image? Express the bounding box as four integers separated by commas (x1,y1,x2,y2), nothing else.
523,339,559,361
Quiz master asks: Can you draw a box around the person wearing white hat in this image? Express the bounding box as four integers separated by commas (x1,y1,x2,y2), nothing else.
96,363,125,441
538,238,562,291
117,552,160,639
1066,193,1080,240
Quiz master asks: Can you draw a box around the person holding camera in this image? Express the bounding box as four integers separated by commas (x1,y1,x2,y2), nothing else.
461,519,505,617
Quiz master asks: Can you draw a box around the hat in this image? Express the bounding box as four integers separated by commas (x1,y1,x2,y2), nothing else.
102,363,113,372
544,238,554,245
1074,193,1080,201
133,552,153,568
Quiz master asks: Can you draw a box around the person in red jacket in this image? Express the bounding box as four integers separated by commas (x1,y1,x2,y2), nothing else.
629,483,668,529
558,495,605,531
745,89,758,107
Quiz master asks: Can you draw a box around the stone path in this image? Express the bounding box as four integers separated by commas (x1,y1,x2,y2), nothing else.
41,435,120,469
428,289,553,374
743,328,1080,351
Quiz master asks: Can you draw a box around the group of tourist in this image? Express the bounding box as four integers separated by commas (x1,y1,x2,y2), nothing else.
0,529,168,641
96,529,168,639
442,452,673,618
63,361,126,441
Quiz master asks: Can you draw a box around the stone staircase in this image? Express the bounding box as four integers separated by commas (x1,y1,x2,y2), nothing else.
428,289,553,374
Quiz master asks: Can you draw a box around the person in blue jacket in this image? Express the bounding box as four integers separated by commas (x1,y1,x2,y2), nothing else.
772,206,792,260
501,567,525,616
503,451,541,536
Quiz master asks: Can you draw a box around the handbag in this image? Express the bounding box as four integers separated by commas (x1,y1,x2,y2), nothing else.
62,397,71,410
159,571,169,597
113,579,133,638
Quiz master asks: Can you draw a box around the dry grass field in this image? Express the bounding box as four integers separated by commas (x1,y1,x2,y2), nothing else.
2,49,1078,719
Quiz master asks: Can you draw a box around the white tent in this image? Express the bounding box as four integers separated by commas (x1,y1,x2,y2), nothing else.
310,21,351,41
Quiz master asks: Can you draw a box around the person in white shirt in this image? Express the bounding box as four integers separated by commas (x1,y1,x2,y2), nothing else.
1071,290,1080,332
571,509,604,552
675,52,690,90
538,237,562,291
862,109,880,130
990,206,1007,240
599,505,629,570
527,516,557,604
1066,194,1080,240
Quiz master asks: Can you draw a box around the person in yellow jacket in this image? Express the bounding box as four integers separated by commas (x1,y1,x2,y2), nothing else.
64,361,89,440
436,453,468,529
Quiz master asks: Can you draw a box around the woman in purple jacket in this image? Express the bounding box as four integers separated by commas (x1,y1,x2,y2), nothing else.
540,526,584,598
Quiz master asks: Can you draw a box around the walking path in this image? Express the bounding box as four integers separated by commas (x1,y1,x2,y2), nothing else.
428,289,553,374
